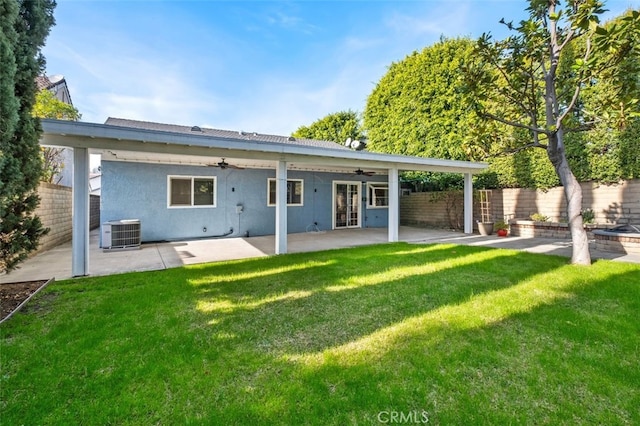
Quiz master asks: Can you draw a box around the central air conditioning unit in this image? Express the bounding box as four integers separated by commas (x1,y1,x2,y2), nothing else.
102,219,141,251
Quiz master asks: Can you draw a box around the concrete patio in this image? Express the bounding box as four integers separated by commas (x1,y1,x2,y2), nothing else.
2,226,638,283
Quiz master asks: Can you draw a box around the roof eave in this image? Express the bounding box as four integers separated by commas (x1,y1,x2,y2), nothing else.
40,119,488,174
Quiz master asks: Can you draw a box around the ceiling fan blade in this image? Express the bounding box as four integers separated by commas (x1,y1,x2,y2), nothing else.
206,159,244,169
354,168,375,176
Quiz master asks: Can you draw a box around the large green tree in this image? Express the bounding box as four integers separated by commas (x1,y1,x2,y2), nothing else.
0,0,56,273
364,37,480,160
33,89,81,184
469,10,640,189
564,8,640,183
292,110,364,144
33,88,79,120
465,0,640,265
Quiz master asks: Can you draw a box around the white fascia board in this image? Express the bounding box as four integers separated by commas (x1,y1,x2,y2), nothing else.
41,119,488,174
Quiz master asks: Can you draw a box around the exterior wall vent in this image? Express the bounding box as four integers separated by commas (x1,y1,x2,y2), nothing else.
102,219,141,251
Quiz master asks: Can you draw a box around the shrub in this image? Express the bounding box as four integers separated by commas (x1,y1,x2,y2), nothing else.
530,213,549,222
581,209,596,224
495,220,509,231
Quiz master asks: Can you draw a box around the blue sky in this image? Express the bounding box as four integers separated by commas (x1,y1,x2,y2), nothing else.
43,0,638,136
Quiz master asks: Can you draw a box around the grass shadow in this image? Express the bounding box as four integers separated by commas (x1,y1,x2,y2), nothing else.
2,243,637,425
190,244,567,355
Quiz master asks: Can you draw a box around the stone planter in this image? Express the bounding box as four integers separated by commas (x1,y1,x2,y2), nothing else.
593,229,640,254
477,221,494,236
508,220,608,239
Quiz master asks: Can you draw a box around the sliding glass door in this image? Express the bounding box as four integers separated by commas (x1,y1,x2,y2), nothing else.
333,181,360,229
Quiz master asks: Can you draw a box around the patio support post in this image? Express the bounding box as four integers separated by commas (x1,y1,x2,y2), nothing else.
275,160,288,254
72,147,90,276
464,172,473,234
388,166,399,242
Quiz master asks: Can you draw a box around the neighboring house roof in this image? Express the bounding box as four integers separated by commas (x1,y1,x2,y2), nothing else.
104,118,351,151
35,75,54,91
36,74,73,106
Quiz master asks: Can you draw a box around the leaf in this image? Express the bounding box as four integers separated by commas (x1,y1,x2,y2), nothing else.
594,26,608,36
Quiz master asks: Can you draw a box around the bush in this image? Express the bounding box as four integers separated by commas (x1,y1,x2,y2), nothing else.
581,209,596,224
530,213,549,222
495,220,509,231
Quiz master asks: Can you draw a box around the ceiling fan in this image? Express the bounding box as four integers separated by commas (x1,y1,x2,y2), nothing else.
353,168,375,176
209,158,243,170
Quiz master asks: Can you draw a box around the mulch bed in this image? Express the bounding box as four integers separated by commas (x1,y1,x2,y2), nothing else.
1,280,50,322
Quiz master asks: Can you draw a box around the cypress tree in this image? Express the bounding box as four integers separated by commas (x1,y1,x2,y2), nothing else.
0,0,56,273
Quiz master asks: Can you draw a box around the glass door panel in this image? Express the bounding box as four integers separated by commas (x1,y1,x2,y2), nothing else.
334,182,360,229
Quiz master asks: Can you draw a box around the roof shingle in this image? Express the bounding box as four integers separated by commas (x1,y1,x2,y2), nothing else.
104,117,352,151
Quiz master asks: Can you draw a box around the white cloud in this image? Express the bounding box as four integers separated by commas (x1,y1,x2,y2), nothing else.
45,28,230,126
385,3,472,38
41,1,480,137
264,6,319,35
215,57,381,136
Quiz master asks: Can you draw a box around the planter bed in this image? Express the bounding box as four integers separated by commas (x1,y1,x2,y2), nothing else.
593,230,640,254
509,220,607,239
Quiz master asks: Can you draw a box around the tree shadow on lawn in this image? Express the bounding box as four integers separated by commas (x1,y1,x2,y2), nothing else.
188,243,566,355
5,244,637,425
206,264,640,425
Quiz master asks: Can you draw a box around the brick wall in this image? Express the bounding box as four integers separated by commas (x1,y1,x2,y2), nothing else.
593,233,640,254
399,189,505,230
498,180,640,224
33,183,100,254
400,191,464,229
400,179,640,229
90,194,100,230
509,221,608,239
35,182,72,253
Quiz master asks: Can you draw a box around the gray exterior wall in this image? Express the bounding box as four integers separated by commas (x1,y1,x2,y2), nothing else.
101,161,389,242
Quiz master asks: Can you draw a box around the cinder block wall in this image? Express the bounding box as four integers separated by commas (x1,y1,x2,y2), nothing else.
400,190,505,229
400,179,640,228
400,191,461,228
35,182,72,252
90,194,100,230
499,180,640,224
33,183,101,254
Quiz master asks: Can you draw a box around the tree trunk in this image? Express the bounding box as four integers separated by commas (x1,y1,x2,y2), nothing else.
547,130,592,265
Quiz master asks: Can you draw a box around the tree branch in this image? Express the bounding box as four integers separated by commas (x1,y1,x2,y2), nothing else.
556,36,592,126
487,54,533,113
497,140,549,156
564,120,598,133
558,23,578,52
480,110,549,135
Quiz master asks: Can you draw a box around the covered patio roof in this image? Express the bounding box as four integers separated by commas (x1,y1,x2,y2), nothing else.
40,118,488,277
41,118,487,174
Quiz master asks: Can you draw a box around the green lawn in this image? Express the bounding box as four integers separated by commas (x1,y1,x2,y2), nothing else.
1,243,639,424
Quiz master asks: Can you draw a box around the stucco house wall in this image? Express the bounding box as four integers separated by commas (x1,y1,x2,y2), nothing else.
101,161,389,242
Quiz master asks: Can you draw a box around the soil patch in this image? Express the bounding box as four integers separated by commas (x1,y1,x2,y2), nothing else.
1,280,50,322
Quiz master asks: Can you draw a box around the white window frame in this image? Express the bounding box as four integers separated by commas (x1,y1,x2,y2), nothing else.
167,175,217,208
267,178,304,206
367,182,389,209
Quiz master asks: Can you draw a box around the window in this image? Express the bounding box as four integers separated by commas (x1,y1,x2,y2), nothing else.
168,176,216,208
367,183,389,208
267,178,303,206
